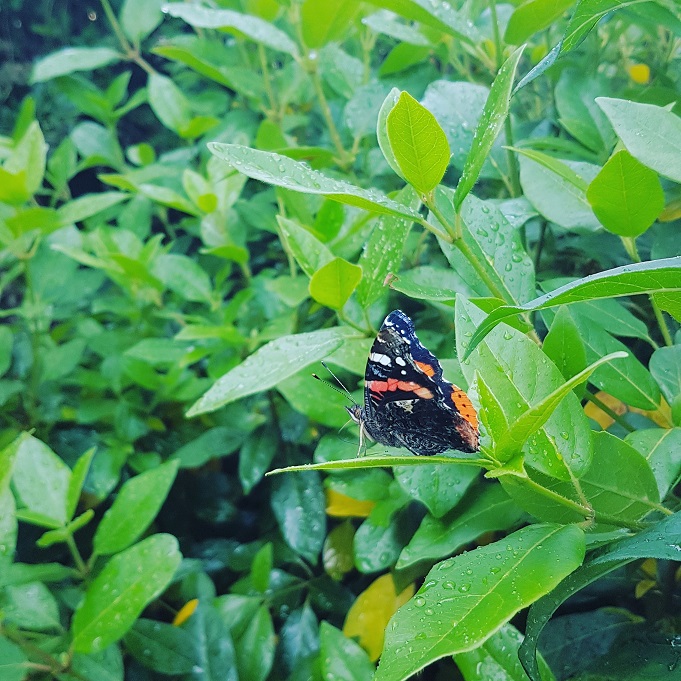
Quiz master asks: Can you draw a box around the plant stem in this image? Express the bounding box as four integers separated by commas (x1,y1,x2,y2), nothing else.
65,533,88,576
258,43,278,119
585,391,636,433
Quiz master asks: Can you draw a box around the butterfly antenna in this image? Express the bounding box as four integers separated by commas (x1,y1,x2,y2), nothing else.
320,360,354,396
312,373,357,406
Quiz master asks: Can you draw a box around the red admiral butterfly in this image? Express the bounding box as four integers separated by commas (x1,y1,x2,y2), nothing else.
346,310,479,455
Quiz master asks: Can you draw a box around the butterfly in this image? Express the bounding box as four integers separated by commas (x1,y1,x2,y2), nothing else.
345,310,479,455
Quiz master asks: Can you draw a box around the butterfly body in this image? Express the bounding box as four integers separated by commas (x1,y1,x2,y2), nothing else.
347,310,479,455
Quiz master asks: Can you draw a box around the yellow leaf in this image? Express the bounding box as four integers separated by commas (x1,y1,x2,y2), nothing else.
635,579,656,599
584,391,626,429
628,64,650,84
173,598,199,626
326,488,376,518
343,574,414,661
640,558,657,578
629,396,673,429
659,197,681,222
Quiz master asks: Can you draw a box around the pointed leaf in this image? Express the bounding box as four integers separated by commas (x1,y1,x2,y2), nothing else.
309,257,362,310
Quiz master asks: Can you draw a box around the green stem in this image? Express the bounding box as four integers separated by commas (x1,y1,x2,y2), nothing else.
337,310,372,335
65,532,88,577
585,391,636,433
622,237,673,346
309,68,351,168
533,221,547,272
591,513,647,531
456,237,511,302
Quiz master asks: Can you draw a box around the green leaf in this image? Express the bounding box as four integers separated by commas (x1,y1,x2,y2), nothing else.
276,216,334,278
93,460,179,556
375,524,585,681
3,121,48,200
172,426,251,469
300,0,361,48
542,306,587,385
0,488,17,565
394,463,478,518
0,325,13,378
356,186,418,307
649,344,681,404
573,317,661,410
389,265,476,302
37,509,94,548
457,298,593,480
165,2,299,56
511,147,589,192
250,543,272,593
239,429,277,494
271,471,325,563
72,534,182,653
0,562,76,588
505,0,576,44
502,431,660,529
12,435,71,525
0,581,61,631
625,428,681,499
187,326,357,416
66,448,96,521
147,73,192,134
309,257,362,310
397,484,525,570
0,638,27,681
151,253,213,304
464,257,681,358
68,646,124,681
182,603,238,681
125,619,197,674
234,605,276,681
386,92,450,194
518,154,600,230
597,97,681,184
587,149,665,236
57,192,130,226
455,623,555,681
519,511,681,681
364,0,480,44
354,504,412,573
120,0,164,43
454,46,525,209
494,352,627,461
319,621,374,681
31,47,121,82
208,143,423,222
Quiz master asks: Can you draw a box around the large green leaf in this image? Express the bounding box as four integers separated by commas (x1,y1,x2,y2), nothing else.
505,0,576,44
625,428,681,499
319,622,374,681
31,47,121,82
597,97,681,184
187,326,357,416
519,511,681,681
208,143,423,221
72,534,182,652
276,216,333,278
454,46,525,209
164,3,299,56
586,149,665,236
125,619,198,674
375,524,585,681
92,460,179,556
0,638,27,681
387,92,450,194
464,257,681,358
456,298,593,480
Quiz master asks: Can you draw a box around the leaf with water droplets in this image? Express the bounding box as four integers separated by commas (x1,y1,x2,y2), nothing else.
464,257,681,359
375,524,584,681
187,326,358,417
72,534,182,653
125,618,198,674
454,46,524,209
519,511,681,681
456,297,593,480
208,143,422,222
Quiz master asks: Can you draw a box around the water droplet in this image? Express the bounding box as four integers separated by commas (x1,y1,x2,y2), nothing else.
414,596,426,608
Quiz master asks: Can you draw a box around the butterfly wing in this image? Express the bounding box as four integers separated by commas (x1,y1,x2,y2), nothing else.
361,310,479,454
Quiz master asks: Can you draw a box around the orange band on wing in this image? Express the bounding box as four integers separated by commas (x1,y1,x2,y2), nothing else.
451,388,478,428
415,361,435,377
367,379,433,399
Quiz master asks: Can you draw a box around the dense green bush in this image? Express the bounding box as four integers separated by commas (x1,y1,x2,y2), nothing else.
1,1,680,680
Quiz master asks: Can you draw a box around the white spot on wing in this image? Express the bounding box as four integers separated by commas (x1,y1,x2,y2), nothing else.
369,352,391,366
395,356,406,366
